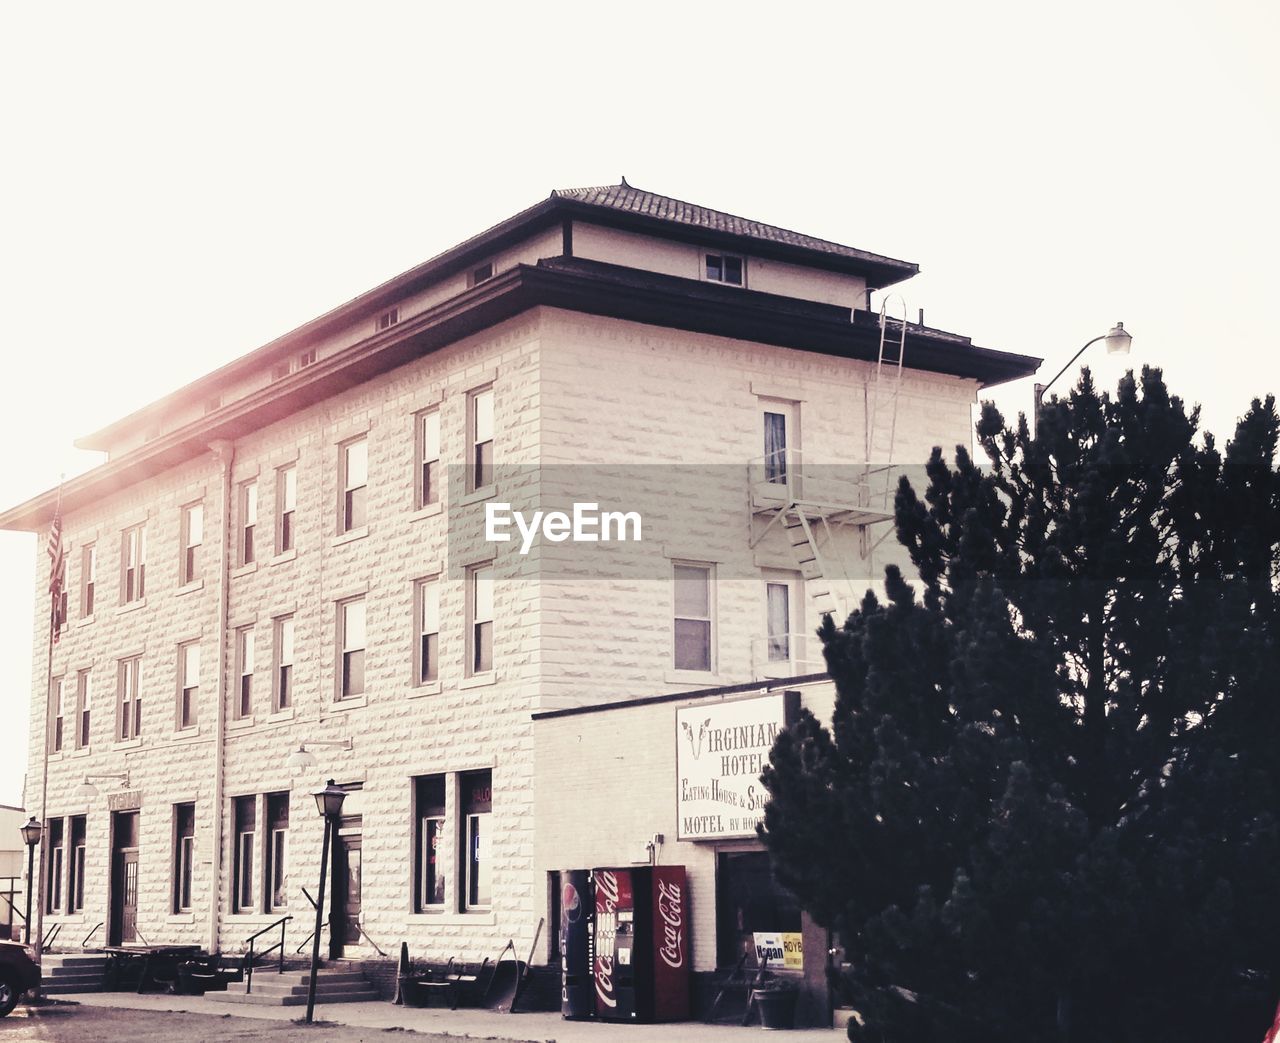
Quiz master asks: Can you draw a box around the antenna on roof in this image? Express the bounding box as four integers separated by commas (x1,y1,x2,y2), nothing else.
620,175,631,188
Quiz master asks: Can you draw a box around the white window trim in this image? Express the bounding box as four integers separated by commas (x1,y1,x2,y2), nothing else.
672,560,716,674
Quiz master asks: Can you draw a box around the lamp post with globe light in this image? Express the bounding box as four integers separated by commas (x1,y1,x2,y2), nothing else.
304,780,347,1025
19,818,41,946
1033,323,1133,434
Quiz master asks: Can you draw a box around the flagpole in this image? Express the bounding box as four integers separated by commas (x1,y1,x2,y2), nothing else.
33,476,64,984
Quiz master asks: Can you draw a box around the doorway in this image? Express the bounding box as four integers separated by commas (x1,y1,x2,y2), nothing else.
329,826,361,957
108,811,139,946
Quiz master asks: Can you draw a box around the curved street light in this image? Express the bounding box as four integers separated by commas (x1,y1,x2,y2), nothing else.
1034,322,1133,411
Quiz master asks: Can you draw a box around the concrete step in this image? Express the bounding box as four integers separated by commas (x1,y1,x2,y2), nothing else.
206,988,379,1007
46,963,106,978
204,967,377,1006
229,971,369,989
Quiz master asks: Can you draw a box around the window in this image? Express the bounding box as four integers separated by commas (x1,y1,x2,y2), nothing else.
277,465,297,554
266,793,289,911
118,656,142,740
414,775,446,911
274,616,294,712
68,816,86,914
75,669,91,749
339,598,366,698
416,409,440,509
235,627,255,719
299,348,316,368
377,307,399,330
50,676,65,754
341,437,368,533
180,503,203,585
470,261,494,286
46,818,65,913
706,252,744,286
766,581,792,662
415,578,440,685
240,481,257,565
462,770,492,910
174,803,195,913
468,387,494,492
233,796,255,912
81,543,96,617
121,524,146,603
466,564,493,675
178,642,200,729
674,563,714,672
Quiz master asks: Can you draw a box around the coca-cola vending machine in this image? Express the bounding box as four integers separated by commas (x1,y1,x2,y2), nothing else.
559,869,594,1019
593,865,690,1023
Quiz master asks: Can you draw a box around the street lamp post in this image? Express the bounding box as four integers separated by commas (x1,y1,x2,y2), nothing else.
19,817,41,946
1033,323,1133,430
304,780,347,1025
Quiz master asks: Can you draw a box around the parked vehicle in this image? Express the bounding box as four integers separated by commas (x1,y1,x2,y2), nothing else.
0,940,40,1016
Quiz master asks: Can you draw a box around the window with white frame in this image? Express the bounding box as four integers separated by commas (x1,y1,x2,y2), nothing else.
46,818,64,913
233,796,255,912
274,616,294,712
462,770,492,910
339,597,366,698
377,306,399,331
766,580,793,663
414,774,446,911
118,655,142,740
81,542,96,617
173,803,195,913
240,481,257,565
705,252,744,286
266,792,289,911
121,524,146,603
417,409,440,509
178,641,200,730
468,387,494,492
68,815,86,913
674,562,714,672
50,675,65,754
341,437,368,533
235,627,254,719
180,502,203,584
466,564,493,675
277,464,297,554
75,669,91,749
416,577,440,685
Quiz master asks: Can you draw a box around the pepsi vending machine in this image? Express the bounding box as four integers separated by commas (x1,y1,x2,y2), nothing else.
593,865,690,1023
559,869,594,1019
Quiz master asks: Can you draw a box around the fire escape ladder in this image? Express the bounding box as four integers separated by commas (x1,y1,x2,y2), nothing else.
782,508,859,621
865,295,908,512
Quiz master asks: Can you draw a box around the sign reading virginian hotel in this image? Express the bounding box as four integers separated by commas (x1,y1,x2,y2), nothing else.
675,692,794,840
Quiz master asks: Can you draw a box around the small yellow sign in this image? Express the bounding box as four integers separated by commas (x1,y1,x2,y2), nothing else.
753,931,804,970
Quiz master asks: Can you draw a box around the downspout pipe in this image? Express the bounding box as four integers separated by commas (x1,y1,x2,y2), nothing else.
208,440,234,952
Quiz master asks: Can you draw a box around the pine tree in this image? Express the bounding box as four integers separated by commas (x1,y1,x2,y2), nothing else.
760,368,1280,1041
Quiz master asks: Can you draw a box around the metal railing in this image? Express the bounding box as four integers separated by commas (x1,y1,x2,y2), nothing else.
295,888,326,954
244,915,292,994
42,922,61,950
82,922,103,948
747,448,896,517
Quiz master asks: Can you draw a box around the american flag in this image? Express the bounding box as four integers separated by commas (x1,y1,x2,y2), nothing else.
47,492,64,644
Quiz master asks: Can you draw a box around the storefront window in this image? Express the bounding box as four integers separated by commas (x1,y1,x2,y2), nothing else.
715,850,802,967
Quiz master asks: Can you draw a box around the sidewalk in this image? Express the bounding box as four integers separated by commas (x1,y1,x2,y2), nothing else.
55,990,839,1041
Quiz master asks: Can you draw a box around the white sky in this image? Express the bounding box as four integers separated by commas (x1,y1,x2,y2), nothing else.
0,2,1276,806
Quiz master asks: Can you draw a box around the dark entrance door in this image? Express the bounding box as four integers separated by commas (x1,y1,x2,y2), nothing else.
109,812,140,946
330,831,361,956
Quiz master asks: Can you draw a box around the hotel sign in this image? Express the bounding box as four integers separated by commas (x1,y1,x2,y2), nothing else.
676,692,795,841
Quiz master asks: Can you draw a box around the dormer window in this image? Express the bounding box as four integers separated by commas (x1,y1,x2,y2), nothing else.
706,253,744,286
299,348,317,367
470,262,494,286
377,307,399,331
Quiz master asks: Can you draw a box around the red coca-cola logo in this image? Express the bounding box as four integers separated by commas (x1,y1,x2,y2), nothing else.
596,870,619,913
657,879,684,969
595,953,617,1008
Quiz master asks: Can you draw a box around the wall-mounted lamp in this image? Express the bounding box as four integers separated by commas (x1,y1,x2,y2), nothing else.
74,772,130,800
285,738,353,773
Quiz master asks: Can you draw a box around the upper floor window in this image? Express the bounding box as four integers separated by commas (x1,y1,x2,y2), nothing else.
121,524,146,604
341,437,368,533
240,481,258,565
236,626,255,719
339,597,366,699
377,307,399,331
417,409,441,509
274,615,295,712
118,655,142,740
81,543,96,617
180,502,203,585
470,261,494,286
277,465,297,554
50,676,65,754
674,562,714,672
706,253,744,286
468,388,494,493
75,669,91,749
178,641,200,730
299,348,317,368
466,564,494,676
415,577,440,685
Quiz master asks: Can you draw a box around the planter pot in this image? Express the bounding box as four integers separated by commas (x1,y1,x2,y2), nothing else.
752,987,798,1030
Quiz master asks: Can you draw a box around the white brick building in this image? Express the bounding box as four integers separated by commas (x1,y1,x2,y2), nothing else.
0,182,1035,1019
